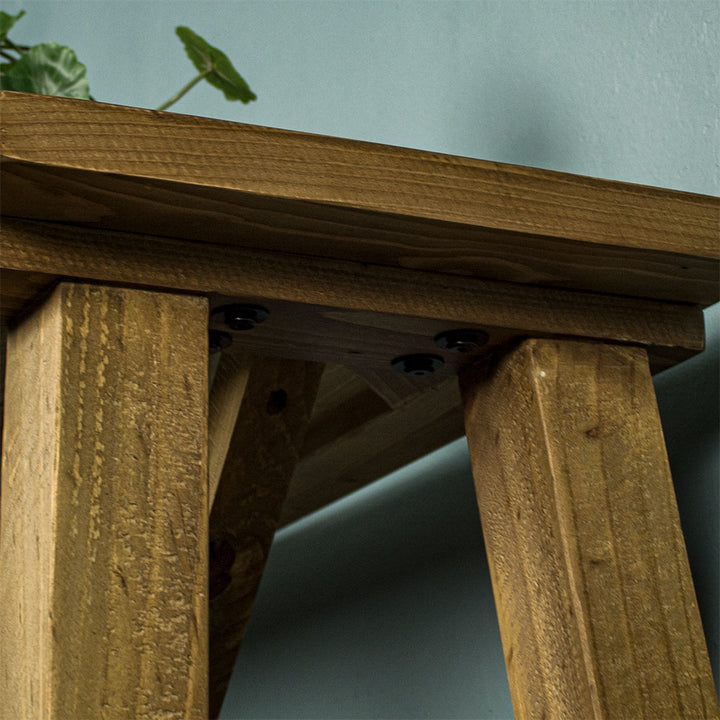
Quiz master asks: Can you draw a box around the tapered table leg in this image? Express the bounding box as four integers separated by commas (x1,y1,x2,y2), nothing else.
461,338,718,719
0,282,208,719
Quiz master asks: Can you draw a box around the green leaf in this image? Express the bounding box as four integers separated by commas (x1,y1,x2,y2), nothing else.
0,10,25,41
0,42,90,98
175,26,256,103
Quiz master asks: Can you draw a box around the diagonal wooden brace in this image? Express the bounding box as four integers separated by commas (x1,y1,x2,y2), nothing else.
207,351,323,718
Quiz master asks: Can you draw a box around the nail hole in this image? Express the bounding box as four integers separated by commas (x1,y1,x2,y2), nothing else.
267,389,288,415
209,537,236,599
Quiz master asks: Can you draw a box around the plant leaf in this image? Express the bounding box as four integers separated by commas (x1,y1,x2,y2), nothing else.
175,26,256,103
0,42,90,98
0,10,25,41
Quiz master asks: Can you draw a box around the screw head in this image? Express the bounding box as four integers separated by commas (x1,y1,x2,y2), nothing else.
434,329,489,353
391,354,444,377
213,304,270,331
208,329,232,354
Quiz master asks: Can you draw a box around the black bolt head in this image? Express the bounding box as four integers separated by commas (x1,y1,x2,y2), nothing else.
212,303,270,331
227,315,257,331
391,354,444,377
434,329,489,353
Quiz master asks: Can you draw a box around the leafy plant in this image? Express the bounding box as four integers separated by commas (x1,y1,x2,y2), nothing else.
0,8,25,40
0,10,255,111
159,26,256,110
1,41,90,98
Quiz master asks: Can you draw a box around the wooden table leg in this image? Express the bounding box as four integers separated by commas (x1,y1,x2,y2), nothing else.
0,320,6,516
0,282,208,719
460,338,718,719
208,352,323,718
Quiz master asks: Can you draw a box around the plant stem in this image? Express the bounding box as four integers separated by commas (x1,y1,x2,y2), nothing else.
155,71,209,111
2,38,29,54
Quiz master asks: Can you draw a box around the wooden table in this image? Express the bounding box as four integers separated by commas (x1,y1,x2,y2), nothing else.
1,91,718,719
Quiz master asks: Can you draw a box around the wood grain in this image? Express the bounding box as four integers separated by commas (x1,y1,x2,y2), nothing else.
0,282,208,719
2,92,718,304
298,364,391,456
0,270,57,471
0,319,6,521
461,339,719,719
209,360,456,530
1,218,706,375
209,355,322,718
208,350,253,509
282,374,463,527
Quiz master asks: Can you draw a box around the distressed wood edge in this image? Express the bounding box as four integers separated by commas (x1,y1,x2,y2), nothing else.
4,158,718,306
459,339,719,718
0,281,209,718
0,218,707,360
2,91,719,262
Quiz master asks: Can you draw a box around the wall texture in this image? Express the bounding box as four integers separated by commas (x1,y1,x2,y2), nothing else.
6,2,718,718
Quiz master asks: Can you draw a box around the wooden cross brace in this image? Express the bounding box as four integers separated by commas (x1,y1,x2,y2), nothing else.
1,92,718,718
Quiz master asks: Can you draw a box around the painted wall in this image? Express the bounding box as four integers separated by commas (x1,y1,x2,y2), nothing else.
5,1,718,717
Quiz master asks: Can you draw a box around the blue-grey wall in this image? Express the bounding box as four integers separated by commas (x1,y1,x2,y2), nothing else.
6,2,718,718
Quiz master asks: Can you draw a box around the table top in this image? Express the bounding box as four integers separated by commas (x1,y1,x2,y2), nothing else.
1,90,718,306
1,90,718,523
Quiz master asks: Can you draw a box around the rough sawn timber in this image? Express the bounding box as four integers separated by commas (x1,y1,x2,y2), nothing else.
1,92,718,719
0,282,208,719
1,218,707,373
1,91,718,305
208,352,322,718
461,338,718,719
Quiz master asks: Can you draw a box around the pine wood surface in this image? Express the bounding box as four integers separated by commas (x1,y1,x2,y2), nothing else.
1,92,718,304
2,91,717,718
276,364,463,526
0,283,208,719
208,354,322,718
0,321,6,497
0,271,57,460
461,339,718,719
2,218,706,372
208,351,254,510
282,372,463,526
1,214,703,526
0,214,708,526
298,364,392,453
